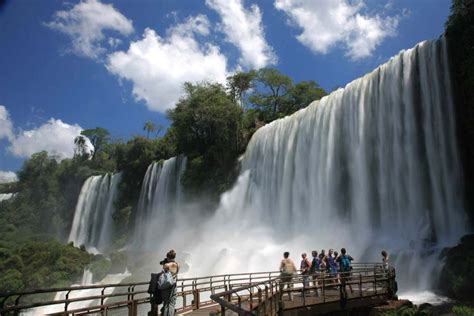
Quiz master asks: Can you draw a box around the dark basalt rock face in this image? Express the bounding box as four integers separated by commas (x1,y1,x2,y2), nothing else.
438,234,474,301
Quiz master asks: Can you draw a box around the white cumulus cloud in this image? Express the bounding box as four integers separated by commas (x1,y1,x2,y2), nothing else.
206,0,277,69
274,0,399,60
0,105,14,141
8,119,84,160
106,15,229,112
46,0,134,59
0,171,18,184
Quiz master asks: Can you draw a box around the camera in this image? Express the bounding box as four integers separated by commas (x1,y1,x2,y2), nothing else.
159,258,169,265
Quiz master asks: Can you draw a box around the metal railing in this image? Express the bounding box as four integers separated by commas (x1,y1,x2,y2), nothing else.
0,270,283,315
0,263,395,315
210,264,397,316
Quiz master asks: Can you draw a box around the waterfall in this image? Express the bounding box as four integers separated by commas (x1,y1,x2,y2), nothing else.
184,37,466,289
132,156,187,250
68,173,122,254
0,193,15,202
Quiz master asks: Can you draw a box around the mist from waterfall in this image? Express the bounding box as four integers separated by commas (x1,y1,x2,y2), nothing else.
68,173,122,254
159,37,467,292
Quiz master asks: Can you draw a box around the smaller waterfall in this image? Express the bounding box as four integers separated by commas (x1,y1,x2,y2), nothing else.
132,156,187,249
0,193,15,202
68,173,122,254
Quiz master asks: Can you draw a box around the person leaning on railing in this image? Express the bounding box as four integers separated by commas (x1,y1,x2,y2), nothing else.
160,250,180,316
279,252,297,301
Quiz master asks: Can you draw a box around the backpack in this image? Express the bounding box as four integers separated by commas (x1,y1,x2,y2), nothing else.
309,258,319,274
147,273,163,304
340,255,351,272
157,271,175,290
281,259,295,275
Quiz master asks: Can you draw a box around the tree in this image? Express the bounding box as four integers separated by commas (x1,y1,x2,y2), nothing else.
226,70,256,108
282,80,327,115
80,128,110,158
167,82,242,199
249,68,293,121
143,121,157,139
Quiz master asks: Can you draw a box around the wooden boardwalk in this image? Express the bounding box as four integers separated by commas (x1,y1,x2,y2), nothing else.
0,264,396,316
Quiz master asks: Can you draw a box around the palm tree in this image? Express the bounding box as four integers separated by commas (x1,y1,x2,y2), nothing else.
143,121,157,139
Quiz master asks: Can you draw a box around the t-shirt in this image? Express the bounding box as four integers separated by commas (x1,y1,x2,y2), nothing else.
281,258,296,275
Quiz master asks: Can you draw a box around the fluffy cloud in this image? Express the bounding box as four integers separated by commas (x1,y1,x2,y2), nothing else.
0,171,18,184
8,119,84,160
107,15,229,112
46,0,134,59
0,105,14,141
206,0,277,69
274,0,399,60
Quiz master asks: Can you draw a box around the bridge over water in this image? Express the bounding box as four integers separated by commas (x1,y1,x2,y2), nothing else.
0,263,397,316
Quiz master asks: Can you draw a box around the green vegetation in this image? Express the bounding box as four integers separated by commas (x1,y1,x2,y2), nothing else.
439,234,474,301
445,0,474,224
452,305,474,316
0,238,91,293
0,67,326,294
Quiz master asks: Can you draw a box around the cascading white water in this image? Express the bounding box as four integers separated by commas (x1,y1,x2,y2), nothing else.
176,38,467,292
0,193,15,202
68,173,122,254
132,156,187,250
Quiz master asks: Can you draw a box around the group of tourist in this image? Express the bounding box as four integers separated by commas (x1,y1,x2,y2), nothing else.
151,248,390,311
279,248,390,299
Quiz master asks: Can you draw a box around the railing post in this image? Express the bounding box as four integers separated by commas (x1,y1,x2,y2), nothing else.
359,274,362,297
101,287,106,305
221,304,226,316
322,275,326,303
374,270,377,294
65,290,71,312
12,295,22,316
193,289,200,310
128,299,137,316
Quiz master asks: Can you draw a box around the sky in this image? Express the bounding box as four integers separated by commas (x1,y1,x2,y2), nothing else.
0,0,452,181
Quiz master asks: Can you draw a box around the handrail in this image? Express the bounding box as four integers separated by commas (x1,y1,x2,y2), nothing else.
0,263,389,315
210,265,396,316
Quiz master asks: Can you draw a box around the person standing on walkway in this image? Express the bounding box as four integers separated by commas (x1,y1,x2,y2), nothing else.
381,250,389,272
328,249,338,284
300,253,312,290
336,248,354,293
160,250,179,316
279,252,297,301
310,250,320,296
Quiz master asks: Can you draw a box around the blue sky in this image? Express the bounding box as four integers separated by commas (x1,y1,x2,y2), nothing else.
0,0,451,180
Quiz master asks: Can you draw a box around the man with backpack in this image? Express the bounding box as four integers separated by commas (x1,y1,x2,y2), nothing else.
309,250,321,297
336,248,354,293
279,252,297,301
